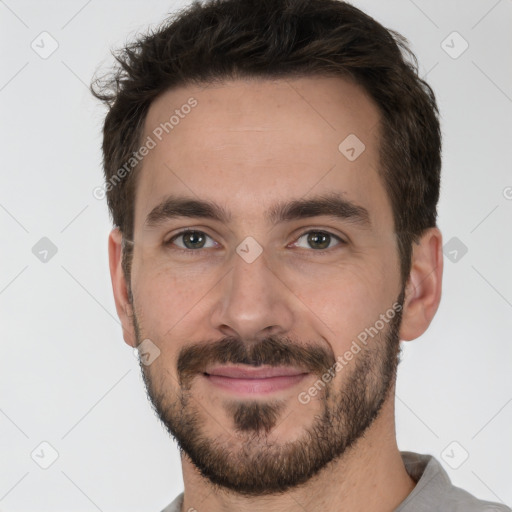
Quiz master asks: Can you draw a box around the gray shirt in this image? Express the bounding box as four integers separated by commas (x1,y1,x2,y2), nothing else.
161,451,511,512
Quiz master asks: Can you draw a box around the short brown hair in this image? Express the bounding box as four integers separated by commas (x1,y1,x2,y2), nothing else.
91,0,441,287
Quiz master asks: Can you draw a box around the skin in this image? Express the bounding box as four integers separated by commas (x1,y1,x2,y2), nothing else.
108,76,443,512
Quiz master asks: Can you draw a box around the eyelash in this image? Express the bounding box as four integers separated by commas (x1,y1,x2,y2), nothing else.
164,228,347,256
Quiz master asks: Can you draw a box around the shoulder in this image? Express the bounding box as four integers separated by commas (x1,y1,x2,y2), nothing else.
439,484,511,512
398,452,511,512
160,492,184,512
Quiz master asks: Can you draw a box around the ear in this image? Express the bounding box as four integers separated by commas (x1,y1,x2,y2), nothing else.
108,228,137,348
399,227,443,341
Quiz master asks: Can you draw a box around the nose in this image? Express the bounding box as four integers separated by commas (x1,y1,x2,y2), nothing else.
210,246,297,343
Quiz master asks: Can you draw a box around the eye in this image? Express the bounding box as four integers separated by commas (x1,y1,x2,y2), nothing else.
164,228,346,255
292,230,346,252
165,229,218,252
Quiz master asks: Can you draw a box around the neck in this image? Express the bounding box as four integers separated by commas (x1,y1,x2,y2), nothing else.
180,393,416,512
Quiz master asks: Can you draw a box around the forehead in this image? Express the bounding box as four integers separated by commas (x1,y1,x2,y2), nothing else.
135,76,391,231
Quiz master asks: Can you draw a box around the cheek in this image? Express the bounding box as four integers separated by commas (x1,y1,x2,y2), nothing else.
131,233,399,348
131,260,211,338
287,256,397,345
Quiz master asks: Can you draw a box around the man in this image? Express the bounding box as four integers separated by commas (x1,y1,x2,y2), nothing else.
91,0,511,511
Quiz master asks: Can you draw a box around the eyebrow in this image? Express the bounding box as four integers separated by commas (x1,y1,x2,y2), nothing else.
144,192,371,230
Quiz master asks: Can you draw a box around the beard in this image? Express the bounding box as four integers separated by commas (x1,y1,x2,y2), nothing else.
133,290,404,497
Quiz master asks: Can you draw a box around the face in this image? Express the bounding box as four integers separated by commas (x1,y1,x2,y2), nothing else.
125,76,407,494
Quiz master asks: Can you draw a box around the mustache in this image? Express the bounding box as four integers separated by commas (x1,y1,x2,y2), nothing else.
177,336,335,388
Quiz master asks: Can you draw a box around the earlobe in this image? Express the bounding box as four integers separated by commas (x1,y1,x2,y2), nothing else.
108,228,137,348
399,227,443,341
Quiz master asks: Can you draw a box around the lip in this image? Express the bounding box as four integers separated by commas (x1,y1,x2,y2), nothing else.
203,365,309,394
205,365,307,379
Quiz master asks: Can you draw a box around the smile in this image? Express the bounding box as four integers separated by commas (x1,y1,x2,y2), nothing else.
203,365,310,394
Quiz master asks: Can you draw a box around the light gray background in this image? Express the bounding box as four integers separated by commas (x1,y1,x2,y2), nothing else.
1,0,511,510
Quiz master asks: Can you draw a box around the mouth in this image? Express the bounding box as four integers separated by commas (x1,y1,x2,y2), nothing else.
202,365,310,395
